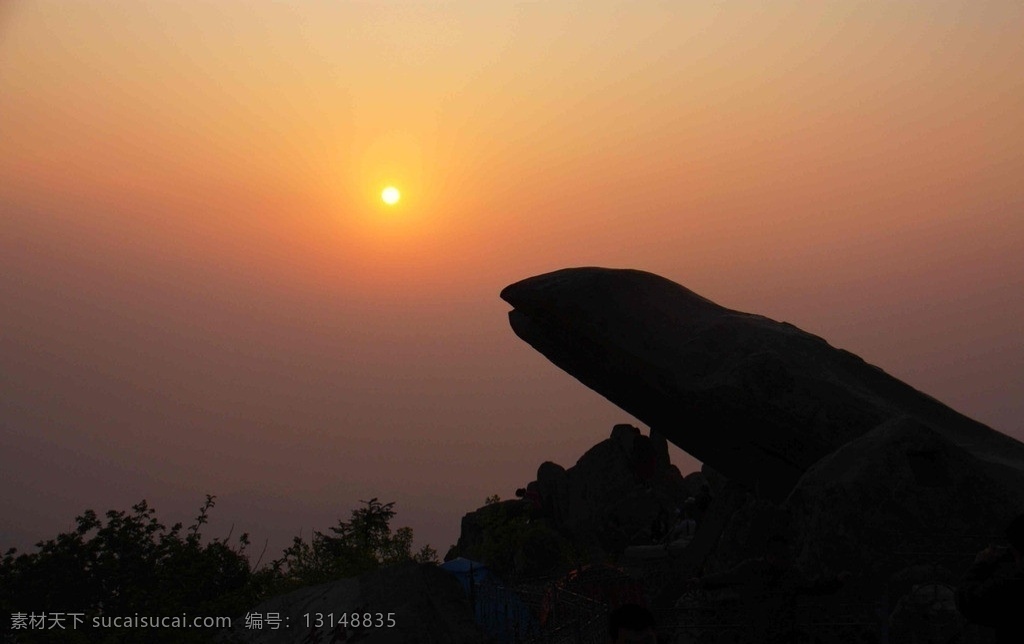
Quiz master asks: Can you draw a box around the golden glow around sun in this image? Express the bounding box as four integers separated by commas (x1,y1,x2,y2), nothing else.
381,186,400,205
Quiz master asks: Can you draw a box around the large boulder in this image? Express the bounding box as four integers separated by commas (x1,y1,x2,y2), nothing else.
785,416,1024,580
535,424,696,556
454,425,697,570
500,267,1024,500
226,562,490,643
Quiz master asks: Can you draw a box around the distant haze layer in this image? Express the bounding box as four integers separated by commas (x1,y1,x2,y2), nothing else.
1,1,1021,557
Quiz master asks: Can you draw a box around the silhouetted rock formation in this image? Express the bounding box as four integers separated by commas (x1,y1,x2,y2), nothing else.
502,267,1024,624
539,424,696,554
453,498,573,578
454,424,701,573
500,267,1024,501
228,562,489,643
786,416,1024,575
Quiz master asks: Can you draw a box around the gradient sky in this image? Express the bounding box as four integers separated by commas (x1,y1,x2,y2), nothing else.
2,1,1022,558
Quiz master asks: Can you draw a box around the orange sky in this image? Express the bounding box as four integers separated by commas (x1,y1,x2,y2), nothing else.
2,1,1022,557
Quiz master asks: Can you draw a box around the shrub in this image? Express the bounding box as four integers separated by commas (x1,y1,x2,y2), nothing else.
0,496,251,643
266,497,437,591
0,496,437,643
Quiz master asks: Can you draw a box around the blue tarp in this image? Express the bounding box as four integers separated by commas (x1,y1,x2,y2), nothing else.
441,557,539,643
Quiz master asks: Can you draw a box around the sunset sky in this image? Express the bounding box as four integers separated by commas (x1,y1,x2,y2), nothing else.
2,1,1022,557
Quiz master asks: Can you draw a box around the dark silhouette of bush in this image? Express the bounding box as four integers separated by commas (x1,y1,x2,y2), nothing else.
265,497,438,592
0,496,250,643
0,495,437,643
472,501,577,579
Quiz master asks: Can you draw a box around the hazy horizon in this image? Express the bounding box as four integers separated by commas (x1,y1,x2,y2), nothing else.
2,1,1022,559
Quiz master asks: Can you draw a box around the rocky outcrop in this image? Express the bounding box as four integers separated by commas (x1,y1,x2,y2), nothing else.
454,425,702,572
784,416,1024,579
653,413,1024,616
453,499,573,578
501,267,1024,501
454,500,527,560
227,562,490,644
542,424,696,554
503,267,1024,633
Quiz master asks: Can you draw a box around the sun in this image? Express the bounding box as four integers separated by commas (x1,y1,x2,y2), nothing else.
381,186,400,205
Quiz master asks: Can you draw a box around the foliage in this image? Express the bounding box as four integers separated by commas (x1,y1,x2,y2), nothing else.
265,498,438,592
485,494,501,505
473,501,573,579
0,496,251,643
0,496,437,643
